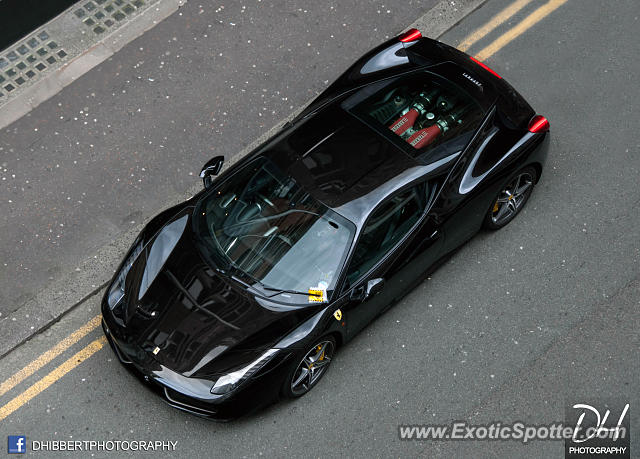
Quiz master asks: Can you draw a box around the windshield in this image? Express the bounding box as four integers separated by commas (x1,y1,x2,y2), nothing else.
193,157,355,301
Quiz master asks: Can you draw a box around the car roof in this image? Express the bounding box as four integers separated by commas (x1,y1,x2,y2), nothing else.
262,103,451,226
244,37,536,227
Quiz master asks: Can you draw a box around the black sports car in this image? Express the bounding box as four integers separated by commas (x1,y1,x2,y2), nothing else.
101,29,550,420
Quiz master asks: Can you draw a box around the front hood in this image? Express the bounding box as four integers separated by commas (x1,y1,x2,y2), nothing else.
116,206,316,379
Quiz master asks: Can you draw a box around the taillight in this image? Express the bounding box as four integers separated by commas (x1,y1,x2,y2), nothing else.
469,56,502,79
528,115,550,133
399,28,422,43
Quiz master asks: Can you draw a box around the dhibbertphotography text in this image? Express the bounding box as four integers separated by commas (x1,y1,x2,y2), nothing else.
30,440,178,452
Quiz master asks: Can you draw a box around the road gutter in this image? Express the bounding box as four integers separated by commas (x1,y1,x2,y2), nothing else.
0,0,487,358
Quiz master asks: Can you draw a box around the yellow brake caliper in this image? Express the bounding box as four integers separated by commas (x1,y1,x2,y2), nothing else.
310,345,324,370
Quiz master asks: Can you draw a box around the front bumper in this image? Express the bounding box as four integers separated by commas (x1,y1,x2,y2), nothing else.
101,310,291,421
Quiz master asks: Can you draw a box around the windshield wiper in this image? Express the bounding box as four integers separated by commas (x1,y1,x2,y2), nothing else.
224,261,265,287
222,262,321,299
259,285,321,298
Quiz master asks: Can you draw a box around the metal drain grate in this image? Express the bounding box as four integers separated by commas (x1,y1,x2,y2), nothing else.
74,0,146,35
0,0,165,110
0,30,68,99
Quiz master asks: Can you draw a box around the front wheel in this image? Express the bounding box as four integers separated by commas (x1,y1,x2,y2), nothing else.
483,166,537,230
281,336,336,398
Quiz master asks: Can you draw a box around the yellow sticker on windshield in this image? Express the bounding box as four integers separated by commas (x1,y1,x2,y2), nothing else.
308,289,324,303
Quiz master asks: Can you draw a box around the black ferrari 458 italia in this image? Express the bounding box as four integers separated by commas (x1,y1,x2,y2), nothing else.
101,29,550,420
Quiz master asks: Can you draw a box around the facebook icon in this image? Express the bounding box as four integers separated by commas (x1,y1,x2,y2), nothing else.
8,436,26,454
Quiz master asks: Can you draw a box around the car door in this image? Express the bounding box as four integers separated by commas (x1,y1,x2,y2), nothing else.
340,181,444,339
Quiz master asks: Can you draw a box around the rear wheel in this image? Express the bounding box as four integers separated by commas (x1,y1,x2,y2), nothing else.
282,336,336,398
483,166,537,230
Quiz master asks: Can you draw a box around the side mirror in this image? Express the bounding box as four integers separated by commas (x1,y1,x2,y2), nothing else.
350,277,385,302
199,156,224,188
365,278,385,299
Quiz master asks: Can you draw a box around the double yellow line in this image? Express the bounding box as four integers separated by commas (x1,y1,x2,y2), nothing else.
458,0,569,60
0,315,103,422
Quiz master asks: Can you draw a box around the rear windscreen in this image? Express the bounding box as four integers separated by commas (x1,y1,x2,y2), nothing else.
342,71,485,164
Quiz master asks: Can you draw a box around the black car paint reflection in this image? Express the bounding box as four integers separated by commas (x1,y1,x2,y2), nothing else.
101,31,549,420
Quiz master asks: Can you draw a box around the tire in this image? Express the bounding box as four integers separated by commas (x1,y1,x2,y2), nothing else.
281,335,336,398
483,166,538,230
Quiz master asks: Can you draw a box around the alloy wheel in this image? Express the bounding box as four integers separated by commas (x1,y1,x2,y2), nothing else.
290,340,335,396
490,171,534,226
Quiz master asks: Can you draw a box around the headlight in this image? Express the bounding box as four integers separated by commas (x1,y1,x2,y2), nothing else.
210,349,279,395
107,241,143,309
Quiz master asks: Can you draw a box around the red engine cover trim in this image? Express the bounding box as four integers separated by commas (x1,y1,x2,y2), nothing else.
389,109,419,136
407,124,441,149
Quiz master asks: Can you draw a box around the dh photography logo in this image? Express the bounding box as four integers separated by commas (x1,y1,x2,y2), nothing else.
565,400,630,458
8,435,27,454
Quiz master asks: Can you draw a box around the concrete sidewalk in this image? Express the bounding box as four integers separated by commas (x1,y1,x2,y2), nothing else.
0,0,185,128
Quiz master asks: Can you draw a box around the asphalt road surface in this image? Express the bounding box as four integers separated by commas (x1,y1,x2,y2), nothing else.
1,0,639,457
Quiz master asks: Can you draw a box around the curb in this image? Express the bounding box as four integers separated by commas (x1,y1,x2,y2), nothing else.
0,0,487,359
